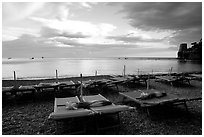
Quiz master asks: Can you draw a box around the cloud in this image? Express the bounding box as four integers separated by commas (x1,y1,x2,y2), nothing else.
106,28,178,49
80,2,96,9
2,3,44,25
168,27,202,46
3,26,40,41
115,2,201,49
30,17,118,46
4,2,192,58
2,34,77,57
2,33,176,58
31,17,116,37
107,34,163,43
119,2,201,30
40,27,90,38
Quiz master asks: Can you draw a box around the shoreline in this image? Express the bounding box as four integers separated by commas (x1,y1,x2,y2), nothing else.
2,71,202,83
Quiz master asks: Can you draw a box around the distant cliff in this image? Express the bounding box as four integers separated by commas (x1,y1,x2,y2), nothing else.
177,39,202,60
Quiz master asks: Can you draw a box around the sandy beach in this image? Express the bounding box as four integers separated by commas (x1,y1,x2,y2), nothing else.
2,74,202,135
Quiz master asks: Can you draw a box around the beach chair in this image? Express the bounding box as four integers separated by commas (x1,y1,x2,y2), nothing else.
188,74,202,81
2,85,36,95
58,80,80,90
2,85,36,102
116,75,149,87
155,75,191,86
83,79,118,93
2,86,14,94
119,89,188,116
15,85,36,95
106,76,131,92
51,81,81,97
33,82,60,92
48,96,94,134
82,94,131,133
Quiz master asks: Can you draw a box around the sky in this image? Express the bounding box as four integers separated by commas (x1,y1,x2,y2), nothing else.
2,2,202,58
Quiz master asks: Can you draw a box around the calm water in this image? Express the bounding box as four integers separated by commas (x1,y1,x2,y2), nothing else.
2,58,202,80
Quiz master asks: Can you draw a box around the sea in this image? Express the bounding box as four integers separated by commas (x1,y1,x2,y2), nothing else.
2,57,202,80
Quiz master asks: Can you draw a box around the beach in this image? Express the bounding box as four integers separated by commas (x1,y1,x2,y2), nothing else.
2,74,202,135
2,2,202,135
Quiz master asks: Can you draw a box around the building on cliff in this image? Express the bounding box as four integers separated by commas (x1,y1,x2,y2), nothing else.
177,39,202,60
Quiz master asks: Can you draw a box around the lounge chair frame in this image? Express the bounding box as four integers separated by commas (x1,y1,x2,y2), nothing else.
119,90,188,116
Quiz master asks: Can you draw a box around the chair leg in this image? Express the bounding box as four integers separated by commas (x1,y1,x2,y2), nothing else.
183,101,188,112
117,113,120,131
144,80,147,87
116,84,119,91
146,108,151,116
188,80,191,85
93,115,100,134
32,90,36,102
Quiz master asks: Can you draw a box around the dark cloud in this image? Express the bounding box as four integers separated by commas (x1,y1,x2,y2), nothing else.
40,27,90,38
169,27,202,47
119,2,202,30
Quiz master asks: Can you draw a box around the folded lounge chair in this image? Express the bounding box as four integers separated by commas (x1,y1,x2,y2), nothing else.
119,89,188,115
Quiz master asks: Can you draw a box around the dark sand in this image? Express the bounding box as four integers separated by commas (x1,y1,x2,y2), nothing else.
2,75,202,135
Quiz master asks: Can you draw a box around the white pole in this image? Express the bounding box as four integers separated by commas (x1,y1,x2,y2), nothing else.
124,65,126,77
138,69,140,76
14,71,17,88
95,70,97,76
14,71,16,81
147,74,150,90
80,73,83,102
169,67,173,76
56,69,58,83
